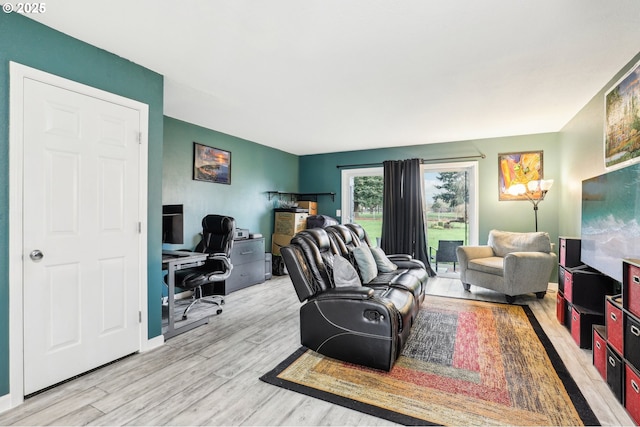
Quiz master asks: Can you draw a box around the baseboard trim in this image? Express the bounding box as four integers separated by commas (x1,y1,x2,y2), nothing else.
0,392,15,414
141,334,164,352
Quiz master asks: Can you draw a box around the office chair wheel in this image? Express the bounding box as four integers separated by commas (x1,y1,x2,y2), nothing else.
182,315,188,320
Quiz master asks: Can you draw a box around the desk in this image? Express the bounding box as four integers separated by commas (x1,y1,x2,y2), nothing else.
162,250,209,339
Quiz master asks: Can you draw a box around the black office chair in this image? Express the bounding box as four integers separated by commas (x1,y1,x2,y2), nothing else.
166,215,235,319
429,240,463,272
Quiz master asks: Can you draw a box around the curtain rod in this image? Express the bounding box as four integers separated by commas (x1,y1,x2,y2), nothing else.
335,153,486,169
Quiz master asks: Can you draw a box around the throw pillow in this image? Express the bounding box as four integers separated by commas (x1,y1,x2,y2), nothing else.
351,245,378,284
370,247,398,272
333,256,361,287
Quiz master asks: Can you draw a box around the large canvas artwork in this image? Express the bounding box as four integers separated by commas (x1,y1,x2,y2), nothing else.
605,59,640,169
581,162,640,282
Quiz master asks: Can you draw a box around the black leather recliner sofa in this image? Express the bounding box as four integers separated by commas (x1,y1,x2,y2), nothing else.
326,224,428,306
281,226,429,371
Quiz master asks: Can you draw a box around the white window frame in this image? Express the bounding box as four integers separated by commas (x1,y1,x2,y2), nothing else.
421,161,479,245
340,167,383,224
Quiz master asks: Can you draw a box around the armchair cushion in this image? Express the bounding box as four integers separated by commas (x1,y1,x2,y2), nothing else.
352,245,378,283
370,247,398,273
333,256,361,287
488,229,551,257
468,256,504,276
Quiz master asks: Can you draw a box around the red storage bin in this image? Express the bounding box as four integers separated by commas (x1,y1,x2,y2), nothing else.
625,364,640,425
593,325,607,381
556,292,566,325
564,269,574,302
571,305,604,349
606,295,623,355
625,261,640,319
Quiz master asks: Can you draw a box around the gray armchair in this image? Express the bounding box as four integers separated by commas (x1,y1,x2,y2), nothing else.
456,230,557,303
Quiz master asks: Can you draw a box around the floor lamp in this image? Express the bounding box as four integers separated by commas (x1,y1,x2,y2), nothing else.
508,179,553,232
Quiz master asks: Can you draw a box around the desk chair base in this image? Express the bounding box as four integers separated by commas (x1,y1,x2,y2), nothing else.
182,288,225,320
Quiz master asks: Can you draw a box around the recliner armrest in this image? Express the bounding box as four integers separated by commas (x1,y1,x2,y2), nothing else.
314,287,375,301
387,254,412,261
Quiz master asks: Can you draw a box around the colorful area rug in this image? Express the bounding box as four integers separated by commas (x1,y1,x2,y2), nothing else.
260,296,599,426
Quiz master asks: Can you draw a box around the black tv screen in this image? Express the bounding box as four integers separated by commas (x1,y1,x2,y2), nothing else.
581,163,640,282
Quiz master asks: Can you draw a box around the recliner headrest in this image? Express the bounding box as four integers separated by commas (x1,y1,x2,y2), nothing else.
328,225,354,244
295,228,331,251
345,223,371,246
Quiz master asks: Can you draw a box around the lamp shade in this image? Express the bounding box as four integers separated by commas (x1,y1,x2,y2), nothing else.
540,179,554,191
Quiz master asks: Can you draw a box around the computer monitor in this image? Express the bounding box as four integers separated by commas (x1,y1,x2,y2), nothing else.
162,204,184,244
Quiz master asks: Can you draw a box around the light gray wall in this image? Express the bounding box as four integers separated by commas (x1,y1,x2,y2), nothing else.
559,51,640,238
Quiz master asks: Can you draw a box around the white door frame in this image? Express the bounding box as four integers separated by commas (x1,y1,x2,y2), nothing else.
7,62,155,409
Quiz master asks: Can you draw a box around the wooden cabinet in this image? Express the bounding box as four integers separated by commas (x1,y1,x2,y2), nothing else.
209,238,266,295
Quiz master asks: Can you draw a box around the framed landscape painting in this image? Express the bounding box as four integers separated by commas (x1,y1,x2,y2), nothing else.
498,151,543,200
193,142,231,184
605,59,640,169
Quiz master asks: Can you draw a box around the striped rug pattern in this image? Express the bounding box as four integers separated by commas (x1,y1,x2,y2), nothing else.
261,296,598,426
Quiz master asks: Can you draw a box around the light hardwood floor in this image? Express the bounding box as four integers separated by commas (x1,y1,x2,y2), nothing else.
0,274,633,426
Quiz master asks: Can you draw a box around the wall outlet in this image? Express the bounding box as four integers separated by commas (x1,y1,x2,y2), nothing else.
336,209,341,217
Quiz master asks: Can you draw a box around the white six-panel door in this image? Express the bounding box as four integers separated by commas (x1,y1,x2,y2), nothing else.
20,75,143,394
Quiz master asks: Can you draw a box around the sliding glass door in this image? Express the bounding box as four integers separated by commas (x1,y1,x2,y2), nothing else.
422,161,479,272
341,162,478,253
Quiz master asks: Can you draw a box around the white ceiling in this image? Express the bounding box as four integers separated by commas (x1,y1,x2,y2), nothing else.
28,1,640,155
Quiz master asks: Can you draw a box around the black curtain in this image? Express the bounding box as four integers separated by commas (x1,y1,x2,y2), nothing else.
381,159,436,276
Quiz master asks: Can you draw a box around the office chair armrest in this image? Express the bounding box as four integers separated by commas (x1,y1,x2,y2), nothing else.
203,254,233,281
208,254,232,269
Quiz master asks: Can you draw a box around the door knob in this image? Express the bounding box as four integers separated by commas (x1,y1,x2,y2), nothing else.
29,250,44,261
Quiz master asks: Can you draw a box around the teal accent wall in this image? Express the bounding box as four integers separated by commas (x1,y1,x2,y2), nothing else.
0,13,164,397
163,117,299,250
299,133,561,246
